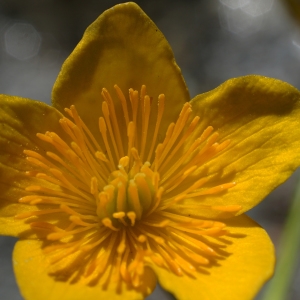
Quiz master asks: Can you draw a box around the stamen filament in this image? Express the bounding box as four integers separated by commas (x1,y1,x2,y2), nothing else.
147,94,165,162
101,88,125,157
19,84,240,288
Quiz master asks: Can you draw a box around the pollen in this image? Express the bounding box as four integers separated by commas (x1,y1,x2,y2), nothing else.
18,85,240,288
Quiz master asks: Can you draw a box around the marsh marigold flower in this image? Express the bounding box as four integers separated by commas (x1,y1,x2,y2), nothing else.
1,2,300,300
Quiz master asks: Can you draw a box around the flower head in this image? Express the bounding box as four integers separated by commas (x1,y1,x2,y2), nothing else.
1,2,300,300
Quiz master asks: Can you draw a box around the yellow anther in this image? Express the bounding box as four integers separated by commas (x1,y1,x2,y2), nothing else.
113,212,128,226
127,122,134,139
102,218,120,231
129,88,139,125
95,151,109,162
90,177,98,194
119,156,129,168
127,212,136,226
138,235,147,242
131,147,140,161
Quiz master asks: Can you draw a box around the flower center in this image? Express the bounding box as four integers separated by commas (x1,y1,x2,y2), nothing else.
16,85,241,289
97,158,158,227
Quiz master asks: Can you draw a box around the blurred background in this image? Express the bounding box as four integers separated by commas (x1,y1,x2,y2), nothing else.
0,0,299,299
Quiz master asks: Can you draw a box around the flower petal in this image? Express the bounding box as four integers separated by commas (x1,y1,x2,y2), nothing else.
169,76,300,218
0,95,65,236
13,239,157,300
152,214,275,300
52,2,189,137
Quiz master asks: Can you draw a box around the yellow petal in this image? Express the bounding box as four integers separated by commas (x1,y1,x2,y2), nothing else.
151,214,275,300
52,2,189,138
169,75,300,218
0,95,65,236
13,239,157,300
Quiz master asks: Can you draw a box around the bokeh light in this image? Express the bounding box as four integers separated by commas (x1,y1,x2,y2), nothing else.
4,23,41,60
218,0,274,36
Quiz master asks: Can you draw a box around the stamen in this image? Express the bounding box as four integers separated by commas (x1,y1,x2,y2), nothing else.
129,89,139,128
59,118,77,141
138,227,165,245
127,122,135,159
113,212,128,226
186,182,236,198
19,84,241,288
102,101,121,159
114,85,130,126
81,230,112,252
69,106,91,146
140,95,151,160
159,115,200,172
26,156,51,170
159,103,192,164
155,244,183,276
147,94,165,161
15,208,63,219
95,151,109,163
161,126,215,185
145,187,164,217
164,166,197,194
24,150,55,169
102,218,120,231
116,182,126,212
71,108,102,153
128,181,142,220
101,88,124,157
170,229,217,256
127,212,136,226
120,248,131,282
99,117,115,168
90,177,98,195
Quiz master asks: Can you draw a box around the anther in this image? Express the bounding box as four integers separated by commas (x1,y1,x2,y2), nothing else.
127,212,136,226
102,218,120,231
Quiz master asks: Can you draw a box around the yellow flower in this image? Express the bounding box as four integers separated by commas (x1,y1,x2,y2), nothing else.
1,2,300,300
